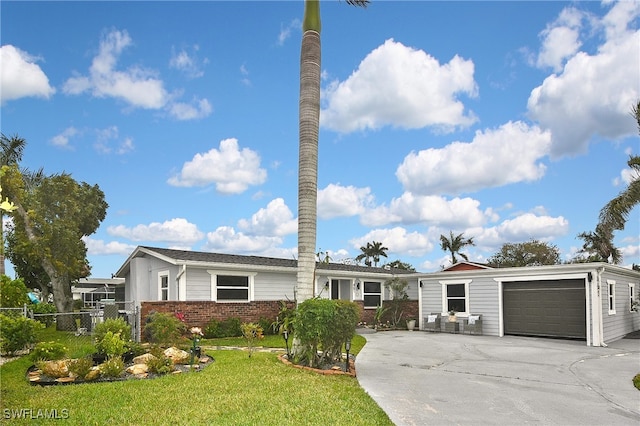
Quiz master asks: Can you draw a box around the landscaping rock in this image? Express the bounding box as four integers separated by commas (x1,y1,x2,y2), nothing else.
85,368,101,381
126,364,149,375
133,353,156,364
164,347,190,364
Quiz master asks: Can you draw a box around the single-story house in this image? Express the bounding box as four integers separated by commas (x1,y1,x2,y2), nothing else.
417,262,640,346
115,246,418,328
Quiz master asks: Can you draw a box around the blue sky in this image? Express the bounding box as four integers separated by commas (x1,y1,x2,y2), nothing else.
1,1,639,278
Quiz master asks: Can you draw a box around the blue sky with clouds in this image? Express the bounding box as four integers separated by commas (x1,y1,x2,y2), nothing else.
1,1,638,278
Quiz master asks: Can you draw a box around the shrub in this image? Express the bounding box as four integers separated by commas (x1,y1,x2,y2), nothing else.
30,341,67,361
146,347,175,374
0,275,29,308
634,373,640,391
203,317,242,338
292,299,359,368
271,300,296,335
95,331,127,358
94,317,131,344
0,314,44,355
68,357,94,379
144,312,187,344
100,356,125,378
30,303,57,327
241,323,264,357
258,317,276,335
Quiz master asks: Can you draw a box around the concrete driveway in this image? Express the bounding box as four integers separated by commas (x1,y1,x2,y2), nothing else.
355,330,640,425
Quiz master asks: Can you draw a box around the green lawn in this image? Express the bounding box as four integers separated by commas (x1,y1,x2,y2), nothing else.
0,332,389,425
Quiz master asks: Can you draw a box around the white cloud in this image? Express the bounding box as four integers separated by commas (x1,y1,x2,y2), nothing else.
82,237,136,256
168,98,212,120
362,193,492,229
277,19,301,46
0,45,55,103
320,39,478,133
350,227,434,258
237,198,297,237
536,7,585,71
63,29,169,109
50,127,79,149
528,2,640,157
168,138,267,194
107,218,204,244
472,213,569,248
169,45,206,79
396,121,551,196
93,126,135,155
204,226,283,253
317,184,374,219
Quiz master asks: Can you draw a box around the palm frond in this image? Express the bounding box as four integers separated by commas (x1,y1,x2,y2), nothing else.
345,0,370,7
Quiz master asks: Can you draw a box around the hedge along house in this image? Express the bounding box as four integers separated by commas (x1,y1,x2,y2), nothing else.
417,262,640,346
115,246,419,331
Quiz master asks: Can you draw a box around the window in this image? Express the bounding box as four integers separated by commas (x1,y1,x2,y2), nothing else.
607,280,616,315
159,273,169,301
363,281,382,308
441,280,471,314
630,283,637,312
216,275,249,301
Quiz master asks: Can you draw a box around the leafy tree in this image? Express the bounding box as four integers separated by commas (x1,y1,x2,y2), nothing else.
0,275,29,307
297,0,369,303
440,231,475,265
487,240,561,267
384,260,416,271
0,133,26,276
575,225,622,264
2,164,108,330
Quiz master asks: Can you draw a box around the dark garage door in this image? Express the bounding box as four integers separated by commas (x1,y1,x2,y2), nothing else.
503,279,586,339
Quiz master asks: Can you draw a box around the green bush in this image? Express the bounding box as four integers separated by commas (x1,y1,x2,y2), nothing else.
0,275,29,308
95,331,127,358
633,373,640,391
94,317,131,344
203,317,242,338
146,347,175,374
241,322,264,357
30,303,57,327
258,317,276,335
100,356,125,378
292,299,360,368
68,357,94,379
144,312,186,344
30,341,67,361
0,313,44,355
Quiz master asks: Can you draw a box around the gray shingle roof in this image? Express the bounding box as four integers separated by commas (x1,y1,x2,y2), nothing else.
140,246,413,275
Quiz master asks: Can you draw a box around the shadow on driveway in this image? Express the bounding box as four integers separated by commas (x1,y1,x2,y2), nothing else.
356,330,640,426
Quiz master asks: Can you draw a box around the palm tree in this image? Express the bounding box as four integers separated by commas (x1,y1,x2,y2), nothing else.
439,231,475,265
598,153,639,233
369,241,388,267
355,242,374,266
0,133,26,276
297,0,369,303
577,225,622,264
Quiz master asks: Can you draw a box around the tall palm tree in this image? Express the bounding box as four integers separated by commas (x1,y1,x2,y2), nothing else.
297,0,368,303
369,241,388,267
0,134,26,276
439,231,475,265
355,242,374,266
598,154,639,233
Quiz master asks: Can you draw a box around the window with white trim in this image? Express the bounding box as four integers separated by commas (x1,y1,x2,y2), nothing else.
363,281,382,308
441,280,471,314
607,280,616,315
629,283,637,312
208,271,255,302
159,272,169,301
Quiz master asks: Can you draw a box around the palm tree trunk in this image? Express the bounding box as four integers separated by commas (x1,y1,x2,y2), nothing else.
297,0,321,304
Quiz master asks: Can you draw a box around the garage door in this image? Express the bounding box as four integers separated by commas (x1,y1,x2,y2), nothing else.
503,279,586,339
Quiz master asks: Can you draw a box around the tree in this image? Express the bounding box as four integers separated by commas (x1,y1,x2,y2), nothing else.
0,133,26,276
355,241,388,267
384,260,416,272
598,154,640,234
575,225,622,264
2,165,108,329
297,0,369,303
439,231,475,265
487,240,561,267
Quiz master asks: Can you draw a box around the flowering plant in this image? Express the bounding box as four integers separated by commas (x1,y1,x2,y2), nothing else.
189,326,203,367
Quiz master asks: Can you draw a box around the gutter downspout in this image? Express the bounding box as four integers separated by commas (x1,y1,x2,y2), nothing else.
596,266,607,347
176,263,187,301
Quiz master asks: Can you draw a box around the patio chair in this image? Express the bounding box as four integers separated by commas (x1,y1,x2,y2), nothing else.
423,313,441,332
463,314,483,335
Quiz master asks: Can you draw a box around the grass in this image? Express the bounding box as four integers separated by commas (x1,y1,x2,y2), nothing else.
0,331,388,425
